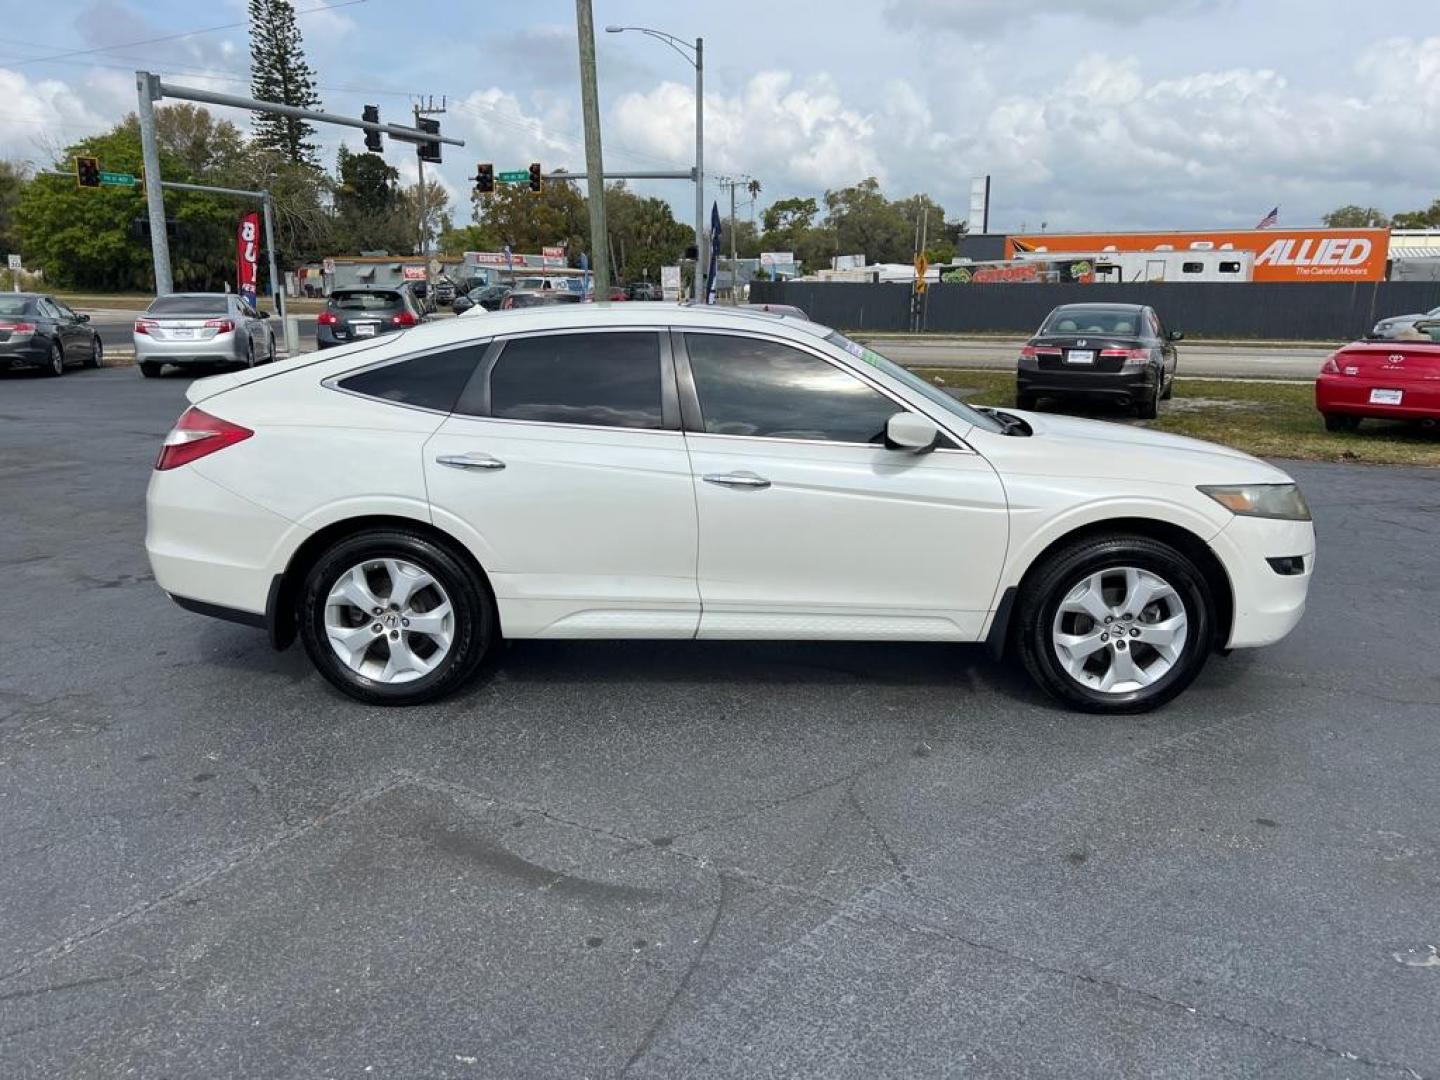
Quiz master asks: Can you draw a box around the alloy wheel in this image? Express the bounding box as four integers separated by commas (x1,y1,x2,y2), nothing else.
1051,566,1188,694
323,558,454,684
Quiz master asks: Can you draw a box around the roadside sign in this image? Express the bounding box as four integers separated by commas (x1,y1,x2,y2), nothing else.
401,265,426,281
6,254,20,271
99,171,139,188
498,170,529,184
914,253,929,294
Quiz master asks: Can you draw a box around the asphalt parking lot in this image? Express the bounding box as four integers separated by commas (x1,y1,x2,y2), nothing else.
3,365,1439,1079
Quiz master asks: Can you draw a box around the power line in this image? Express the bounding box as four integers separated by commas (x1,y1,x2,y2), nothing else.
5,0,369,70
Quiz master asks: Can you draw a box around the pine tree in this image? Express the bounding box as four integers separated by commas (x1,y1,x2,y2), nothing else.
248,0,322,166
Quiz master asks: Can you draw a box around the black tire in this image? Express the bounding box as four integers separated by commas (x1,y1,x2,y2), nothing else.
244,339,256,369
44,342,64,377
1160,372,1174,400
267,334,277,363
1015,534,1214,714
298,528,495,706
85,336,103,369
1016,389,1038,411
1135,374,1160,419
139,361,162,378
1322,412,1358,432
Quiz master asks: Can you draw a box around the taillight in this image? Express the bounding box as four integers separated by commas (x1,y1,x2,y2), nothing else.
1020,345,1038,357
1100,347,1151,360
1320,354,1341,375
0,321,36,338
317,311,338,326
391,311,417,327
204,318,236,333
155,407,253,471
134,318,157,335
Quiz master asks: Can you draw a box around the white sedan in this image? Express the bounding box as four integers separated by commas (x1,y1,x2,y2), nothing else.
145,304,1314,712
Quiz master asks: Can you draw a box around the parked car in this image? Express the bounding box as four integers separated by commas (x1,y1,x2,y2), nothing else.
0,292,103,376
452,284,512,314
316,287,426,349
1315,335,1440,430
512,275,574,292
500,290,582,310
1368,306,1440,341
135,293,275,378
146,303,1313,714
1016,302,1181,418
432,279,458,306
607,286,629,302
627,282,664,301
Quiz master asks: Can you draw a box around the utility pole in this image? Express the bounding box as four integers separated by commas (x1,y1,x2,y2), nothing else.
575,1,609,298
135,72,171,295
413,95,447,275
716,174,755,302
694,37,704,295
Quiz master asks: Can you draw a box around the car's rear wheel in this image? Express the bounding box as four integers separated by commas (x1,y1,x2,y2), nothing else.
139,361,161,378
1015,534,1213,713
1136,374,1161,419
1016,389,1037,411
244,339,256,369
44,342,64,377
85,337,103,369
1160,372,1174,400
266,334,277,363
298,529,495,705
1322,412,1359,432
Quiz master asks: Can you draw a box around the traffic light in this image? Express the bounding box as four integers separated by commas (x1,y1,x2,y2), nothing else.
417,116,441,164
362,105,382,153
475,163,494,195
528,162,542,193
75,156,101,189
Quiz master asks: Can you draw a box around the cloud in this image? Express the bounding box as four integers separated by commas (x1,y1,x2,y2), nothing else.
0,68,112,163
883,0,1228,36
450,88,586,172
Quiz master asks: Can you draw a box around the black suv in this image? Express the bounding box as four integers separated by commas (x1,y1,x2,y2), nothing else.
1016,303,1181,419
316,286,426,349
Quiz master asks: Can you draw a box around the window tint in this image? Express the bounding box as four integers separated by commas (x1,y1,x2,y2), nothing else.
1181,261,1203,274
36,298,61,319
147,294,228,315
488,332,663,429
686,334,897,443
331,291,404,311
337,344,484,412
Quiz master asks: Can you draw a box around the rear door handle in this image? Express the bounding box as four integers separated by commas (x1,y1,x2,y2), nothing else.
436,453,506,472
703,471,771,489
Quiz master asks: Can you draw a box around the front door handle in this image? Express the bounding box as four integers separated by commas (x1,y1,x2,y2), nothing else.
703,471,771,489
436,453,506,472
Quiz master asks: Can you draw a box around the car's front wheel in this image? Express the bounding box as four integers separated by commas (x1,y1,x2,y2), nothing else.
1015,534,1214,713
44,342,64,377
298,529,496,705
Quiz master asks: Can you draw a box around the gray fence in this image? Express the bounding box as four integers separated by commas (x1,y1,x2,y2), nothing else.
749,280,1440,340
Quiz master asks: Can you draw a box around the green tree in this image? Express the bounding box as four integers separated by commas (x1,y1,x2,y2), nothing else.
233,149,336,266
1391,199,1440,229
119,104,247,180
333,146,410,252
604,183,693,281
824,177,912,264
0,159,27,262
248,0,322,166
1322,205,1390,228
18,126,232,290
474,176,589,258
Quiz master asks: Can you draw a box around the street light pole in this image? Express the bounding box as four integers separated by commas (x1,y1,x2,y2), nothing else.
605,26,703,297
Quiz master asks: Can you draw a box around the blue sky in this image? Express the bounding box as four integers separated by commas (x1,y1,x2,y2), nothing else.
3,0,1439,236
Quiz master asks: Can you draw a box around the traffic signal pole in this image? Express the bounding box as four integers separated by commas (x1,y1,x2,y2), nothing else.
136,72,172,295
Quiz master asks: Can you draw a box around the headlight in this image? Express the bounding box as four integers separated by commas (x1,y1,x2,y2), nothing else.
1198,483,1311,521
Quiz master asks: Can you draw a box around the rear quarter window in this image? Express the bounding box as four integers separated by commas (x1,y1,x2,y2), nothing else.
332,292,404,311
335,343,486,412
147,295,228,315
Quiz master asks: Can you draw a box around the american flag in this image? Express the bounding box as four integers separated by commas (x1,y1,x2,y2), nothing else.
1255,207,1279,229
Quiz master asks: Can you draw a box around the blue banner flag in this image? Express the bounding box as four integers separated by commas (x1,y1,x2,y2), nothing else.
705,201,722,304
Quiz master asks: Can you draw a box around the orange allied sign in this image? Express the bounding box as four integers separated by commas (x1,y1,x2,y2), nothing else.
1005,228,1390,283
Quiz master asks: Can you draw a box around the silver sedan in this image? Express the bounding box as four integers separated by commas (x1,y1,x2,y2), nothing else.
134,293,276,378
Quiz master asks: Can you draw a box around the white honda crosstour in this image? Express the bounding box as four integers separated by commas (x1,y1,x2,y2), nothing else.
146,304,1314,712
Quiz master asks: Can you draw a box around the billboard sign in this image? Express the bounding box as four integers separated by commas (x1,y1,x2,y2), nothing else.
236,212,259,306
401,264,427,281
1006,228,1389,282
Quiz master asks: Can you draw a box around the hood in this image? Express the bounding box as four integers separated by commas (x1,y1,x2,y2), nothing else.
978,410,1292,485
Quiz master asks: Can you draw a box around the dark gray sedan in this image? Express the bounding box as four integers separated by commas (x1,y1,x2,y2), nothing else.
0,293,103,376
317,286,427,349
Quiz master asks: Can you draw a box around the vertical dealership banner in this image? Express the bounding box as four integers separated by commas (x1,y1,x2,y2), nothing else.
705,202,722,304
236,212,259,307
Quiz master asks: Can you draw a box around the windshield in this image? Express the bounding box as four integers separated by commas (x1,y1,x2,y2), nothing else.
331,291,403,311
1040,306,1145,336
824,331,1004,435
147,294,228,315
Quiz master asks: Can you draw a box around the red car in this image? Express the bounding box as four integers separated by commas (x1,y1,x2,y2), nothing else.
1315,337,1440,431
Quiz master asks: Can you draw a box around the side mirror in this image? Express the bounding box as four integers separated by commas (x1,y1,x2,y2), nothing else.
1168,329,1184,341
885,412,939,454
76,312,91,323
452,297,474,313
258,310,270,319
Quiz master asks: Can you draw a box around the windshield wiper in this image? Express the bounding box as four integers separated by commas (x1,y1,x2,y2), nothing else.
978,407,1032,436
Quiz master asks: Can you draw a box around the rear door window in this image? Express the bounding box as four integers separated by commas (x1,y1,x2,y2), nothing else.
481,332,664,429
336,344,487,412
